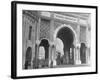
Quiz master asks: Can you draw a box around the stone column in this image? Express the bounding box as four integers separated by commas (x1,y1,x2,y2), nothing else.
74,44,80,65
86,44,90,64
86,20,90,65
48,42,53,67
75,44,81,65
34,17,41,68
50,42,57,67
50,12,55,42
34,40,40,68
48,13,55,67
74,17,81,65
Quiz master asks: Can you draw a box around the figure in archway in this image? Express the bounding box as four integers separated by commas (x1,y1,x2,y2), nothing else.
54,38,64,65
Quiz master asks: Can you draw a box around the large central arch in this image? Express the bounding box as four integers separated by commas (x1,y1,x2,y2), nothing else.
54,24,77,48
54,24,77,64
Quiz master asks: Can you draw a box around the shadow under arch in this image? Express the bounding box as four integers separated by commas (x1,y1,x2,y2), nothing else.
54,24,77,64
80,43,87,64
39,38,50,59
24,47,32,69
57,27,74,52
54,24,77,46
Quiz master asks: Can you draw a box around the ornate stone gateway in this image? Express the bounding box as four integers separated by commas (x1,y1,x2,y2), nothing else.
56,26,75,64
53,24,77,65
22,10,90,69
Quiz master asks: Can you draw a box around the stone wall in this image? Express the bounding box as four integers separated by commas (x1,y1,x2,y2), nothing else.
22,11,37,69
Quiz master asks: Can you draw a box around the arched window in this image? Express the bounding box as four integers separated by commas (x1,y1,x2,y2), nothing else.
28,26,32,40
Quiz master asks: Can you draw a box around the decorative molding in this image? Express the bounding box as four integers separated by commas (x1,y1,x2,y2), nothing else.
23,10,39,22
54,24,77,42
54,13,78,22
40,12,51,17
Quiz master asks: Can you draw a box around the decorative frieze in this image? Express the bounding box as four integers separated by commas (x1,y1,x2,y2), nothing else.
54,13,78,22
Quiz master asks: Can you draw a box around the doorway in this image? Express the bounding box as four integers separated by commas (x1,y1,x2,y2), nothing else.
54,25,76,65
57,27,74,53
38,39,50,67
39,39,50,60
24,47,32,69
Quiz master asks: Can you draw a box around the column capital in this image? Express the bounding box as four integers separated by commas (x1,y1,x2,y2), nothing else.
85,42,90,48
36,40,40,45
76,43,81,48
49,41,54,46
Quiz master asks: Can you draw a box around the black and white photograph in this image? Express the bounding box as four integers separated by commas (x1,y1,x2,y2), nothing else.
11,1,97,79
22,10,91,69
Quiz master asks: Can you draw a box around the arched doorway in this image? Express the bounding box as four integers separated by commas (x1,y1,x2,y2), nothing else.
57,27,74,53
37,39,50,67
80,43,87,64
39,39,50,60
54,24,77,65
24,47,32,69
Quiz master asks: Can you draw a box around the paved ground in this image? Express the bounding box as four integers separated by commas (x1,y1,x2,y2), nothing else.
37,64,90,69
53,64,89,68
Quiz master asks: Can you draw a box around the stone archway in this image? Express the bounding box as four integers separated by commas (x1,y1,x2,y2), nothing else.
54,24,77,45
80,43,87,64
54,24,77,64
39,38,50,60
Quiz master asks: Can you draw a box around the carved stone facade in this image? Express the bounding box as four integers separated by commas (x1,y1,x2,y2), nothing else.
22,11,38,69
39,19,50,40
22,10,91,69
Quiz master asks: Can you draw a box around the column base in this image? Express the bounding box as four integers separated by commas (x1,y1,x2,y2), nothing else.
75,60,81,65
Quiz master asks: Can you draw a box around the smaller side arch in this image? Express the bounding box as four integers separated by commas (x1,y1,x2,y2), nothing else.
24,47,32,69
39,38,50,60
